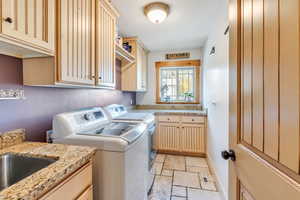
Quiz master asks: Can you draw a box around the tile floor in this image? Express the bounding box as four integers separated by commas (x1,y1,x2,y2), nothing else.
148,154,222,200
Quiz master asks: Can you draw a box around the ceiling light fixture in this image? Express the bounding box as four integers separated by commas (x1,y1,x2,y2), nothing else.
144,2,170,24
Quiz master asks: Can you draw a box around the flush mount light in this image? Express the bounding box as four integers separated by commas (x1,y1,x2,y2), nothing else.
144,2,170,24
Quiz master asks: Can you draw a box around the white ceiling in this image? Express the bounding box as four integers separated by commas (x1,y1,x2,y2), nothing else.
111,0,219,52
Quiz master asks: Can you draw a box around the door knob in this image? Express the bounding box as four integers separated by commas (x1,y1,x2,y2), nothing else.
221,150,236,161
4,17,13,23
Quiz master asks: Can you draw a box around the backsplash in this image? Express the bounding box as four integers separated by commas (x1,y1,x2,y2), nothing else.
0,54,136,142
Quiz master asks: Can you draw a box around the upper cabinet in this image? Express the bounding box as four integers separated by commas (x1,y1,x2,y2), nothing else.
0,0,55,58
122,37,148,92
23,0,119,88
96,0,119,88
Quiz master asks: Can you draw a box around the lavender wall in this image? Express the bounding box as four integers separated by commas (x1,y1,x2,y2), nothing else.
0,54,136,141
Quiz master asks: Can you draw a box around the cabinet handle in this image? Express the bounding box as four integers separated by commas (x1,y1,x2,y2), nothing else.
4,17,13,23
92,76,102,80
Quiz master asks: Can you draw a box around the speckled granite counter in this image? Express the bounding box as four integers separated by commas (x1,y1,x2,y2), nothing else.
131,109,207,116
0,130,96,200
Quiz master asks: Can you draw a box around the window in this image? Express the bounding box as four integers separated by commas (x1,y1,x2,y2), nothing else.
156,60,201,104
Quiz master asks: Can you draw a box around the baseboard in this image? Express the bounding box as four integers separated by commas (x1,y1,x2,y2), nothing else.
157,150,206,157
206,155,227,200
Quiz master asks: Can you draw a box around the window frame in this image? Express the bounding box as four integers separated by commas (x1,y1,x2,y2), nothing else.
155,60,201,104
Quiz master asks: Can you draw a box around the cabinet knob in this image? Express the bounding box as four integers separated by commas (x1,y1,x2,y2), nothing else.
4,17,13,23
92,76,102,80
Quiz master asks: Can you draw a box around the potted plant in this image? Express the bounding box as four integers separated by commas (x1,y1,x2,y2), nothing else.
184,92,194,102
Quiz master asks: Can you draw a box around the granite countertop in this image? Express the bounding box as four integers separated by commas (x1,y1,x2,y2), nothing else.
131,109,207,116
0,130,96,200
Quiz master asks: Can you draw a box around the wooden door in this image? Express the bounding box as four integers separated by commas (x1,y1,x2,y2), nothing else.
96,0,118,88
57,0,95,85
1,0,55,54
180,123,205,155
155,123,181,152
229,0,300,199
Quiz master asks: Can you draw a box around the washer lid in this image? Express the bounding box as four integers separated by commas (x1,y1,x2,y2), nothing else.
113,112,153,121
77,122,147,144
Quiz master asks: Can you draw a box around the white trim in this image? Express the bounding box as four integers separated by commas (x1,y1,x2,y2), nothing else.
207,154,227,200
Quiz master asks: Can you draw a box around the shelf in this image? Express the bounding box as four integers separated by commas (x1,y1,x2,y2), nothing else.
115,43,135,68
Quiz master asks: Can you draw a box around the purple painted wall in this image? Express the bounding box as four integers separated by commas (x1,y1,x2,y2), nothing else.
0,55,135,141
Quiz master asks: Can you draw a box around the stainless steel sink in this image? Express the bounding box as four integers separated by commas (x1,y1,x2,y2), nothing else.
0,153,57,191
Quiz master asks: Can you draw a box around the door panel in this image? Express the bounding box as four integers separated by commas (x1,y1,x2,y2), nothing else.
1,0,55,53
96,0,117,88
229,0,300,199
263,0,279,161
241,0,253,145
155,123,180,151
251,0,264,151
278,0,300,173
240,0,299,169
58,0,95,85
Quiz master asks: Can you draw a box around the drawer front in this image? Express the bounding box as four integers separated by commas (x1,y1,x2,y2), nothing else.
181,116,205,124
76,185,93,200
158,115,180,123
41,163,92,200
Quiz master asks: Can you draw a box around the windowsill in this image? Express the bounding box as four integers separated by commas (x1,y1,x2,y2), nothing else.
156,101,200,105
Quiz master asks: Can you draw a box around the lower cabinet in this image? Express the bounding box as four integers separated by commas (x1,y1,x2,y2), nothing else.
39,162,93,200
154,115,206,156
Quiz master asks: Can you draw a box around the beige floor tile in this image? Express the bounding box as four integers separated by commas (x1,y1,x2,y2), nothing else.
171,197,186,200
186,157,208,167
164,155,186,171
155,154,166,163
186,166,210,173
173,171,200,188
172,186,187,197
199,171,215,182
188,188,221,200
162,169,173,177
200,181,217,191
153,162,163,175
148,176,172,200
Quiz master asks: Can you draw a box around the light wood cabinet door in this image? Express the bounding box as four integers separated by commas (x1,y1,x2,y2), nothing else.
0,0,55,56
181,124,205,154
57,0,95,85
155,123,181,152
96,0,118,88
121,37,148,91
